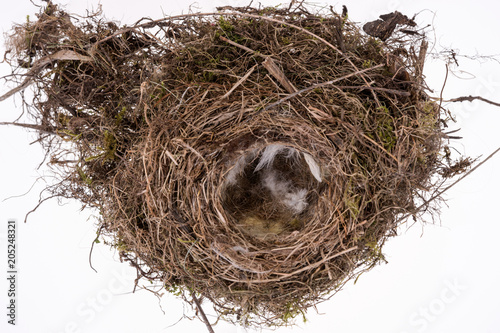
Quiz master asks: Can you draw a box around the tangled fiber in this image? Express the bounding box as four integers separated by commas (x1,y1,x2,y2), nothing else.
2,1,470,327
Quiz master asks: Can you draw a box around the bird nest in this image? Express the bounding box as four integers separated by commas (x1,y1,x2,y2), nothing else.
2,1,467,328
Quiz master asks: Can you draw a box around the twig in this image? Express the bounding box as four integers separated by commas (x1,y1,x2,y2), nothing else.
261,57,297,93
438,64,449,112
23,194,59,223
398,146,500,225
89,225,104,273
220,64,257,99
444,95,500,108
336,85,411,96
416,39,428,84
0,50,92,102
191,292,215,333
0,122,56,135
360,132,399,163
219,35,259,55
333,16,346,53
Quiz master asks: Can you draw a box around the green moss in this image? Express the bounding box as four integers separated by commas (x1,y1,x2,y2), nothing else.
102,130,117,160
77,166,92,185
115,239,129,251
362,59,373,68
375,106,396,151
282,300,307,323
364,240,387,265
218,16,234,32
115,106,127,125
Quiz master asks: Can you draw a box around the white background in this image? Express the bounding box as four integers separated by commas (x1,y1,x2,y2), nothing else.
1,1,499,333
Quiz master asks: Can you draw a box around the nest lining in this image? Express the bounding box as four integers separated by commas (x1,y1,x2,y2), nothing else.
222,144,322,239
1,1,466,328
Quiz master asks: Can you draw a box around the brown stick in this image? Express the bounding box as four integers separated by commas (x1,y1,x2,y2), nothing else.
88,225,104,273
219,35,258,55
416,39,428,84
220,246,359,283
191,292,215,333
220,64,258,99
444,95,500,108
336,85,411,96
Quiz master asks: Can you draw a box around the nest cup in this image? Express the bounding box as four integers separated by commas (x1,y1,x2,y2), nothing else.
222,144,323,239
4,2,455,327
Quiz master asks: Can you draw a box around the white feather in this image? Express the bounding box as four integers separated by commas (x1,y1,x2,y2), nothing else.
261,169,308,214
255,144,285,171
283,189,308,214
303,153,322,182
261,168,288,196
231,246,248,254
225,151,256,185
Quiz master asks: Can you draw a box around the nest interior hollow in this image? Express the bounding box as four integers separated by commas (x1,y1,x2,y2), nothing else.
222,144,322,239
3,1,463,327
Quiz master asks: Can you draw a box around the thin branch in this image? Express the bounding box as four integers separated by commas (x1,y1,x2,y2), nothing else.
333,16,346,53
438,64,449,112
444,95,500,107
23,194,59,223
397,146,500,225
88,225,104,273
191,292,215,333
220,64,257,99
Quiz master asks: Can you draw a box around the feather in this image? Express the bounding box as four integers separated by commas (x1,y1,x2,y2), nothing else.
255,144,298,171
261,168,308,214
303,153,322,182
283,189,308,214
255,144,285,171
225,151,256,185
